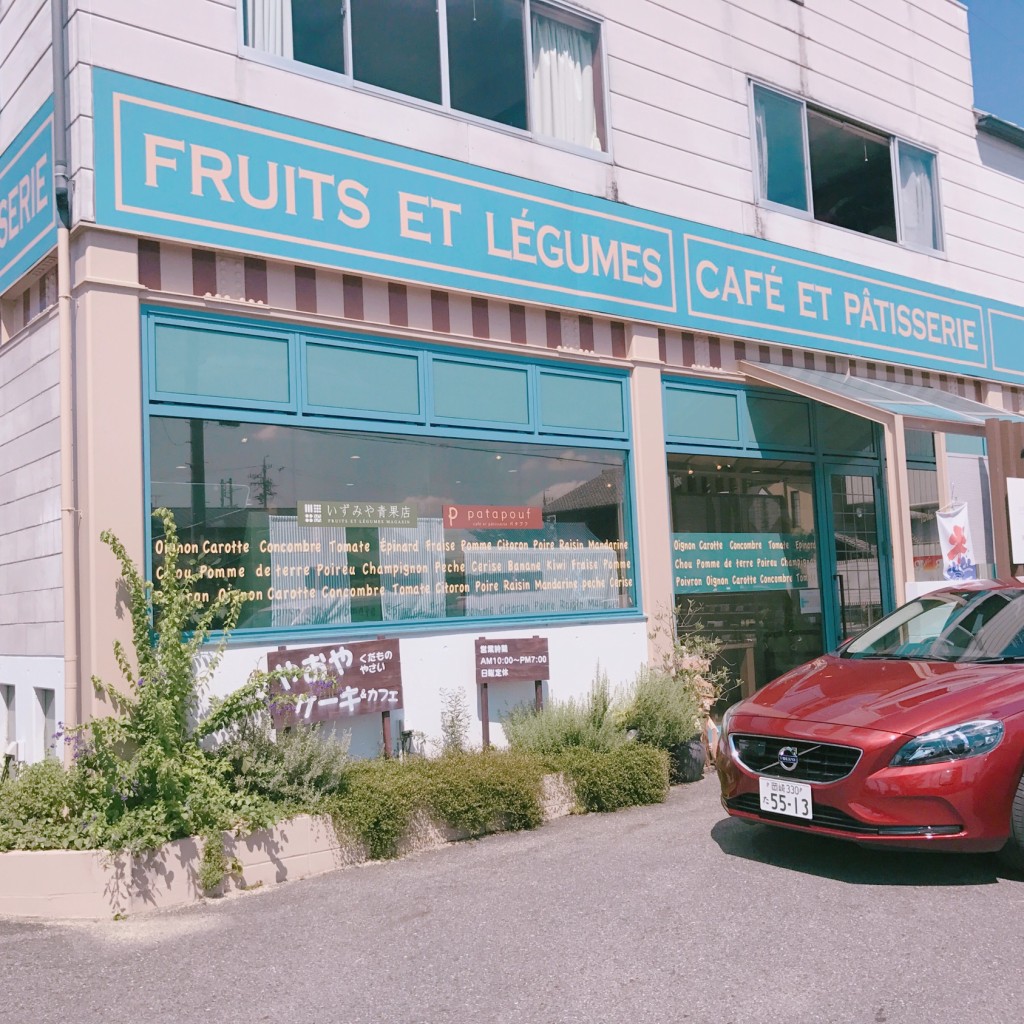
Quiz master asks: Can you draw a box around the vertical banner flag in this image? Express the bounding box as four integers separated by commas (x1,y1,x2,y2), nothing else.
937,504,977,581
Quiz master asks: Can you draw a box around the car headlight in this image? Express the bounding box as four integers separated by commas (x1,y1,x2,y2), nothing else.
890,719,1004,767
719,706,737,748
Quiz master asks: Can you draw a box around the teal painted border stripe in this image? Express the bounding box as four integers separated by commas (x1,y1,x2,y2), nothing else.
0,97,58,295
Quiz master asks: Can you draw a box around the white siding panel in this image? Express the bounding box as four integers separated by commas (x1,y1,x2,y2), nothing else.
0,0,47,65
612,167,745,233
0,315,63,659
0,419,59,476
609,60,749,138
87,0,237,51
613,133,751,204
3,552,61,593
0,0,50,114
612,26,743,102
82,16,238,101
0,488,60,534
610,94,750,171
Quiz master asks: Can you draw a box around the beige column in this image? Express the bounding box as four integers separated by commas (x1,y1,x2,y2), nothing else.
71,229,145,719
626,324,674,664
985,418,1024,577
881,416,914,605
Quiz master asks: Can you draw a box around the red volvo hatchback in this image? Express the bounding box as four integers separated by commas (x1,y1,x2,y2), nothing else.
717,580,1024,865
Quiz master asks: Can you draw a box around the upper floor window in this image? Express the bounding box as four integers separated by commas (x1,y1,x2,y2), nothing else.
752,83,942,252
243,0,606,152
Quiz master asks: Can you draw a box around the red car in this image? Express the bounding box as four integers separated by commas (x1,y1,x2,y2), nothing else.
717,580,1024,866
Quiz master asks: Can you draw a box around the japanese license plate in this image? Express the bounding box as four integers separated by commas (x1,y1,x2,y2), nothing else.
759,777,812,820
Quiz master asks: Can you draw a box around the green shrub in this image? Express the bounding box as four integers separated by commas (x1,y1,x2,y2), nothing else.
217,722,350,811
619,666,703,751
438,688,472,755
65,507,277,854
330,758,424,859
502,669,629,754
423,751,545,835
329,750,547,858
550,745,669,813
0,759,105,852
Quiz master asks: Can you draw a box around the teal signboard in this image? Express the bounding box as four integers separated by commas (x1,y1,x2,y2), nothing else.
0,98,57,296
93,70,1024,386
672,533,815,594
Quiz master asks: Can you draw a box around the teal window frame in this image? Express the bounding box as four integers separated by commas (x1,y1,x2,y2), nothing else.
146,312,298,412
301,335,426,423
428,354,535,431
141,306,640,644
537,366,629,439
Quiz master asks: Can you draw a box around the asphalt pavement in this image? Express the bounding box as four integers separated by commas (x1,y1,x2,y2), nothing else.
3,775,1023,1024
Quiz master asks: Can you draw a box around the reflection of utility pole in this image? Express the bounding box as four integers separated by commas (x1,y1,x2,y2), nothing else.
249,457,278,508
189,419,206,530
219,478,234,508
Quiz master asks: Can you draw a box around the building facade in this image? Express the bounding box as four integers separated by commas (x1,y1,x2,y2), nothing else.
3,0,1024,761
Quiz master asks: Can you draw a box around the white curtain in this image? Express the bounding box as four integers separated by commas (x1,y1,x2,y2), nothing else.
754,95,769,199
530,13,600,150
246,0,294,59
899,144,938,250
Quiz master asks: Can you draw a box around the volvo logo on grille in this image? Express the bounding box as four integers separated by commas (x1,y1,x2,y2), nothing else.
778,746,800,772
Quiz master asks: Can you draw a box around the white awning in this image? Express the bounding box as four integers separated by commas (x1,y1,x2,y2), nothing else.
740,361,1024,436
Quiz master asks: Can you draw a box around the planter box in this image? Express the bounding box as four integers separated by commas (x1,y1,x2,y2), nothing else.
0,773,575,920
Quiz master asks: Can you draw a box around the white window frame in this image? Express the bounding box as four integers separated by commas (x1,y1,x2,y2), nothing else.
749,80,945,255
34,686,55,760
238,0,612,161
1,684,15,751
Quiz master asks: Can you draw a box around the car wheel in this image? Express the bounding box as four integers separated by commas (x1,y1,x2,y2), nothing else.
998,772,1024,872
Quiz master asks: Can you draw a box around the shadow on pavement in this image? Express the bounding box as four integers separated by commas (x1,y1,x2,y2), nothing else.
710,814,1021,887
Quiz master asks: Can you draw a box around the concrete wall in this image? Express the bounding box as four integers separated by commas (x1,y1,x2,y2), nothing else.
215,620,649,758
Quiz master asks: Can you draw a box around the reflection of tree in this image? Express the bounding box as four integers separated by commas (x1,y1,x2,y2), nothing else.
249,456,281,508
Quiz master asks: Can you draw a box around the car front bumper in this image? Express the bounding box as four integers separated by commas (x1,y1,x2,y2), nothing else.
716,717,1018,853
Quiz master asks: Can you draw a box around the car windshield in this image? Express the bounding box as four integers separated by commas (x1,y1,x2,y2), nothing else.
842,589,1024,662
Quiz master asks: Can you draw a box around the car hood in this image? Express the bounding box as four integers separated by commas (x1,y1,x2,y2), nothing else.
740,655,1024,736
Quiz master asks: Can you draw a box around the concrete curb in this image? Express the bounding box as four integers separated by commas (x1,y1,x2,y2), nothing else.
0,772,577,920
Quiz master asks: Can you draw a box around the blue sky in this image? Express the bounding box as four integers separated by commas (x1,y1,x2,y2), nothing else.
967,0,1024,124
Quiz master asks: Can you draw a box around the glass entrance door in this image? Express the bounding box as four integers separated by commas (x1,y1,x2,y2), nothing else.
824,468,888,648
668,455,825,703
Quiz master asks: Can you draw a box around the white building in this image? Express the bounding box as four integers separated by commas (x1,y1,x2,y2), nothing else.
3,0,1024,762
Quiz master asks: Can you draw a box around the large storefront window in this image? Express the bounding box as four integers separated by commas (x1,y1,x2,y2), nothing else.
150,418,635,632
668,455,825,702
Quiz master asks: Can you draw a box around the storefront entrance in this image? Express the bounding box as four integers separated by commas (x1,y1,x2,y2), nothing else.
669,456,889,703
826,466,886,644
663,379,893,706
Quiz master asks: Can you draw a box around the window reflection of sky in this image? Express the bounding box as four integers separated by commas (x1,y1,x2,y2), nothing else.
149,417,633,629
151,419,624,516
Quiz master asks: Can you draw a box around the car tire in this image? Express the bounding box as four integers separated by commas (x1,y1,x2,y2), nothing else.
998,772,1024,872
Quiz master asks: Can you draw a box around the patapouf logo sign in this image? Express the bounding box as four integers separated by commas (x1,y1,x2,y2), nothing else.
92,69,676,318
0,98,57,295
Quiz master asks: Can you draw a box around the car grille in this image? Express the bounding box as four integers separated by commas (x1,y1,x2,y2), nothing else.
726,793,874,834
731,734,861,783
